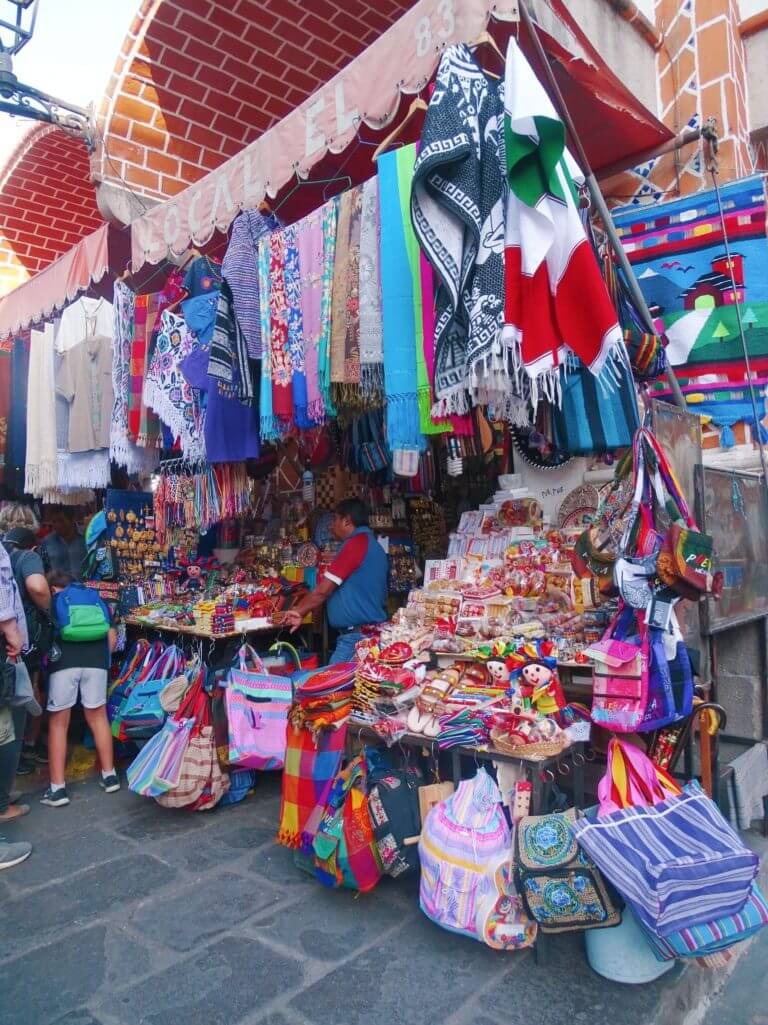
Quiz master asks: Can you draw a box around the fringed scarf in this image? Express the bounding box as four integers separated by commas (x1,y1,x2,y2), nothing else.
257,236,277,443
222,209,279,359
378,145,427,457
297,205,325,423
6,337,28,495
285,224,310,429
25,325,58,497
318,199,338,420
358,177,384,404
412,45,512,420
0,347,10,483
111,281,158,475
269,229,293,429
143,310,206,462
503,38,623,406
129,293,163,448
330,185,363,410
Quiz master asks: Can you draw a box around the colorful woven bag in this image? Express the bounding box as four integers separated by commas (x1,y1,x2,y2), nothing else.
312,753,382,892
583,604,650,733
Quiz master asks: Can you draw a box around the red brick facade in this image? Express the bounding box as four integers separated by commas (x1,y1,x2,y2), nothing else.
0,126,104,298
92,0,413,202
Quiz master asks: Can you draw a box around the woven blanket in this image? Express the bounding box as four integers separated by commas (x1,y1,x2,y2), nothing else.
277,719,349,850
269,229,293,427
285,224,310,428
209,279,254,403
503,38,622,410
412,44,507,419
111,281,158,474
222,209,279,359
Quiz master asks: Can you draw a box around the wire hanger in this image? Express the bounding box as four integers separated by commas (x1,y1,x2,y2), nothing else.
372,96,428,161
272,168,353,216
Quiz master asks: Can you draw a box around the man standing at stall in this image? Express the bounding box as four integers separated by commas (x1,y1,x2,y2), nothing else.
41,509,86,580
284,499,388,664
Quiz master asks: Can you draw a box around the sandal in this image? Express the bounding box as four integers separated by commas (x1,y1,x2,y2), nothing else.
407,671,457,735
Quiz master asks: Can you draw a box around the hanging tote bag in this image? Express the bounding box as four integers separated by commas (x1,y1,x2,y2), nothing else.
126,716,195,798
107,640,159,728
571,781,759,937
597,737,681,816
635,629,693,733
156,678,229,810
419,768,511,941
115,645,187,741
226,645,293,770
311,753,383,892
583,604,650,733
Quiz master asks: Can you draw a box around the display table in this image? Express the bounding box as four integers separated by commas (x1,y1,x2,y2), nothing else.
124,615,280,639
347,719,585,815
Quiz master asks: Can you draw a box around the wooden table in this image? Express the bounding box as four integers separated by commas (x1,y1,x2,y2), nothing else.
347,719,585,814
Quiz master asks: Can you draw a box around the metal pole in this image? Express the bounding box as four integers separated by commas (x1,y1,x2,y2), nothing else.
518,0,687,411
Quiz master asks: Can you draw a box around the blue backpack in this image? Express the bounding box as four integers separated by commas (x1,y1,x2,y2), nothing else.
54,584,110,643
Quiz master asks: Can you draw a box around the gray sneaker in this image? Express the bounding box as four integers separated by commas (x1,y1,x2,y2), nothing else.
0,840,32,870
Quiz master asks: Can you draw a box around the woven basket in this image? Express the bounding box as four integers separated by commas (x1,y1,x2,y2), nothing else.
489,728,569,760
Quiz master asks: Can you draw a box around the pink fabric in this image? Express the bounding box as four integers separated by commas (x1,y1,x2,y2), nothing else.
419,252,473,437
598,738,678,816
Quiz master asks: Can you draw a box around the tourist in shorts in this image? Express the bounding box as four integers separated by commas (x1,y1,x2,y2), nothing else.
41,572,119,808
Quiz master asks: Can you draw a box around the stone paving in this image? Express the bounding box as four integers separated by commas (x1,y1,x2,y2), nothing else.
0,773,759,1025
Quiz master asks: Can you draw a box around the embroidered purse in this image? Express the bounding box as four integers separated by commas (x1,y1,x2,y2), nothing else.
583,604,650,733
513,808,620,933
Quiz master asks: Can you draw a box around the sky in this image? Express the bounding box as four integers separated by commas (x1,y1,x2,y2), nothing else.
0,0,139,166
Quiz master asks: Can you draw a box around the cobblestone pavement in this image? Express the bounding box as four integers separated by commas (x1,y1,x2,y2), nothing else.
0,774,757,1025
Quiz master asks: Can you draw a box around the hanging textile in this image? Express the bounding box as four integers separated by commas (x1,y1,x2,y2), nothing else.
57,297,113,353
143,310,206,462
298,205,326,423
51,348,105,497
111,282,158,475
0,348,10,484
330,185,364,409
257,236,278,442
318,199,338,419
358,177,384,402
209,279,254,403
503,38,623,406
24,325,58,497
398,153,450,438
268,230,293,428
222,209,279,359
378,145,427,457
412,44,509,420
285,224,310,428
129,293,163,448
420,254,473,437
6,337,28,494
182,292,261,465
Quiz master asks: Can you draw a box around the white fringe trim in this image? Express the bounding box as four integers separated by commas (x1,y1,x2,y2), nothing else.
25,461,59,498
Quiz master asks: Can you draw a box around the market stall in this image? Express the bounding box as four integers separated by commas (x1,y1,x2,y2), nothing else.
0,0,763,982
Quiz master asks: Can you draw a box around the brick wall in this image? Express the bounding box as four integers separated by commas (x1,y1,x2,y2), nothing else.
0,126,104,298
92,0,413,205
605,0,754,205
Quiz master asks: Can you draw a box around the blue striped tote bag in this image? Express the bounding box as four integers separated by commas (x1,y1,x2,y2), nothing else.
571,782,759,937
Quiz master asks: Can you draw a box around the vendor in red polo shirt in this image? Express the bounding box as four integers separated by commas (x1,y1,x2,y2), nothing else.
284,499,388,664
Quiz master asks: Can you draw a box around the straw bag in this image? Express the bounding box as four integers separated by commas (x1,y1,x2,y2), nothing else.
514,809,619,933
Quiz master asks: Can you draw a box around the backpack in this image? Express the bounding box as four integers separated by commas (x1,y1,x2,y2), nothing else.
9,549,55,657
54,584,110,642
419,769,510,941
513,808,620,933
367,764,423,878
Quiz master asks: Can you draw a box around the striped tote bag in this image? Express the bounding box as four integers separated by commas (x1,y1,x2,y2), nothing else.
571,781,758,937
